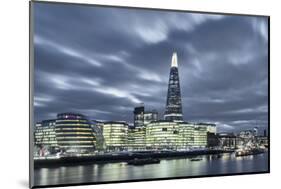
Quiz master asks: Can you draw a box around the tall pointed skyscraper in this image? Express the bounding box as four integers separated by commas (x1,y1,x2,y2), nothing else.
164,52,183,121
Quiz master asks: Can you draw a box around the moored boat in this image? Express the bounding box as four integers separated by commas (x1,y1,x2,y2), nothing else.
127,158,160,165
190,158,203,161
235,148,265,157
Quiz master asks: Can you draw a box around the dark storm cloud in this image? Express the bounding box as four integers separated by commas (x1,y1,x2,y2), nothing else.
33,2,268,133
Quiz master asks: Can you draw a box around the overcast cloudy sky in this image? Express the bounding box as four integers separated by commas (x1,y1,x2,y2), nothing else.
33,2,268,133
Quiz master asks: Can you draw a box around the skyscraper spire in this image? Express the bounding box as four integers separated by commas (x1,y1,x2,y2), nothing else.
164,52,183,121
171,52,178,67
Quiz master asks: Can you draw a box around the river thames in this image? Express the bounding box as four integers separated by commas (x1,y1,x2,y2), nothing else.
34,152,268,186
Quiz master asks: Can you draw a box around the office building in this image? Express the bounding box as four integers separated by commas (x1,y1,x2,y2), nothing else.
130,106,158,150
164,52,183,121
134,105,145,128
146,121,180,149
55,113,96,153
218,133,237,149
128,126,146,150
34,119,58,155
178,122,194,148
134,105,158,127
102,121,128,151
193,125,208,147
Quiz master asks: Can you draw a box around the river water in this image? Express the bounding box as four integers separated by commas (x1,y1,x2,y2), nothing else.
34,152,268,186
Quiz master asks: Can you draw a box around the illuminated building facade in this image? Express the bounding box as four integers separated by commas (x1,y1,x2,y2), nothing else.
91,120,105,151
129,106,158,150
193,125,208,147
128,126,146,150
55,113,96,153
178,122,194,148
133,105,158,127
146,121,180,149
134,105,145,128
34,119,58,148
202,123,217,134
144,111,158,126
164,52,183,121
102,121,128,151
146,121,210,149
218,133,237,149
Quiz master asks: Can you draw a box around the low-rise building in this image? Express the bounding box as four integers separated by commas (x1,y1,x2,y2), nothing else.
34,119,58,149
145,121,210,149
55,113,96,153
102,121,128,151
146,121,180,149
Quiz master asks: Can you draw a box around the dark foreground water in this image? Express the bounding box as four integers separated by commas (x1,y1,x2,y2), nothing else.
34,152,268,186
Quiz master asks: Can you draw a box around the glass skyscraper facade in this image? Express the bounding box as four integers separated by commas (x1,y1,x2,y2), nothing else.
164,52,183,121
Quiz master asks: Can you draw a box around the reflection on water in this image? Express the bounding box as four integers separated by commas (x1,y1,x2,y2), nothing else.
34,152,268,186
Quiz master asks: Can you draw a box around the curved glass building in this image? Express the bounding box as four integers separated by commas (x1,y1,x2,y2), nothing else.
102,121,128,151
146,121,180,149
55,113,96,153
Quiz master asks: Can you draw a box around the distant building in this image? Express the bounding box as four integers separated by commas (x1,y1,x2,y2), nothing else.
200,123,217,134
256,136,268,147
146,121,210,149
146,121,180,149
133,105,158,127
254,127,258,137
206,132,220,148
129,106,158,150
55,113,96,153
218,133,237,149
133,105,145,128
239,130,255,139
102,121,128,151
164,52,183,121
178,122,194,148
128,126,146,150
34,119,58,154
195,123,218,147
263,129,267,137
193,125,208,147
144,111,158,126
90,120,105,151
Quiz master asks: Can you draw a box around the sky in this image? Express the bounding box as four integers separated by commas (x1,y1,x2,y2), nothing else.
33,2,269,133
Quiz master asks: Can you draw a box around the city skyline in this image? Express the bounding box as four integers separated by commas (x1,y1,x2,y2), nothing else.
33,3,268,133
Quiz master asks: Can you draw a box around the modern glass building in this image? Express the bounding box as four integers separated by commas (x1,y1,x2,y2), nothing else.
91,120,105,151
218,133,237,149
144,111,158,126
133,105,158,127
128,126,146,150
200,123,217,134
164,52,183,121
129,106,158,150
134,105,145,128
55,113,96,153
193,125,208,147
146,121,180,149
178,122,194,149
34,119,58,156
102,121,128,151
146,121,210,149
